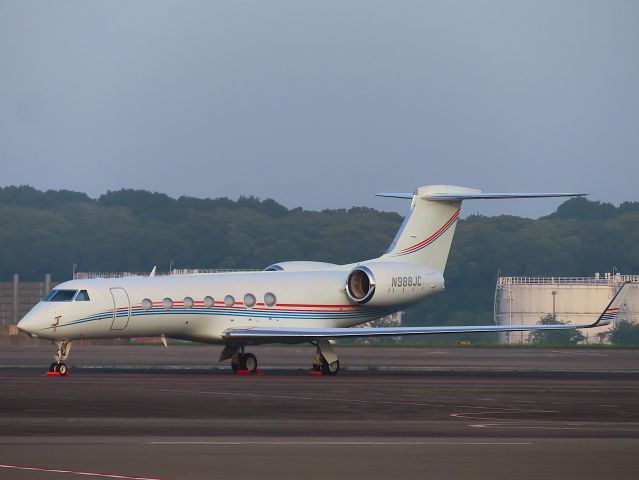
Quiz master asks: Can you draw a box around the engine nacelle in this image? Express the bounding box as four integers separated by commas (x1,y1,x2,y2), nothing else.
345,262,444,306
264,261,339,272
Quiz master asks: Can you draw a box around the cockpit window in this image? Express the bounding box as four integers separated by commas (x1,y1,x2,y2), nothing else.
43,290,57,301
75,290,90,301
44,289,78,302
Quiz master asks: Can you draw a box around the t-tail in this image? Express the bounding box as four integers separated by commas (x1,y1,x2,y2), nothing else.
377,185,586,273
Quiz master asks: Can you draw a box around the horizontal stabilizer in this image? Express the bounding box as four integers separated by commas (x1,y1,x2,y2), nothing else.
425,192,588,201
376,192,588,201
375,192,414,199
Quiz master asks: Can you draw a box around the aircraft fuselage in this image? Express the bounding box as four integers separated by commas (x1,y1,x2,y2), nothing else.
20,269,444,344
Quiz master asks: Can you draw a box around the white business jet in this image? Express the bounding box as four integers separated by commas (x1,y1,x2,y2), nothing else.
17,185,629,376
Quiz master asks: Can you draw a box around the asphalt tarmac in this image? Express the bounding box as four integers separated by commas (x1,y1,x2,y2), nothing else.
1,345,639,480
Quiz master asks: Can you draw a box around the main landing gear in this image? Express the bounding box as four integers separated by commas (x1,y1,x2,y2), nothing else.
48,340,72,376
312,339,340,375
220,345,259,374
219,340,340,375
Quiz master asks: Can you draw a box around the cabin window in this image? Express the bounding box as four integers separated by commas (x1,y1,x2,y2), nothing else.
141,298,152,310
183,297,194,308
264,292,277,307
44,289,77,302
224,295,235,307
244,293,256,308
75,290,90,301
203,296,215,308
163,297,173,310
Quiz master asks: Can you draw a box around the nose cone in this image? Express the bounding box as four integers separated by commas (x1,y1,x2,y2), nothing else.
17,306,49,337
17,312,37,336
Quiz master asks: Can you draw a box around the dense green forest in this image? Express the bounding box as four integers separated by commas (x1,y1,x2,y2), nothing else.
1,186,638,340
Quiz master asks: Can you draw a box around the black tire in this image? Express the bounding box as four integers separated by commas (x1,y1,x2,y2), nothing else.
320,358,339,375
240,353,258,373
56,362,68,376
49,362,57,372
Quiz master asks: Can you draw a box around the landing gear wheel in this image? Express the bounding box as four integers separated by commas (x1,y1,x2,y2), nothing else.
321,358,340,375
239,353,258,373
49,362,57,372
55,362,68,376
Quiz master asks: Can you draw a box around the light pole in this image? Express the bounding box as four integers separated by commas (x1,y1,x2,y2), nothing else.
551,290,558,319
169,260,174,275
507,287,513,344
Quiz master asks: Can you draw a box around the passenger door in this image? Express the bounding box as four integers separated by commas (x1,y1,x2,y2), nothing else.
110,288,131,330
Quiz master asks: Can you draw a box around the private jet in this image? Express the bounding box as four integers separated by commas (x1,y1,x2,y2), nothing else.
17,185,630,376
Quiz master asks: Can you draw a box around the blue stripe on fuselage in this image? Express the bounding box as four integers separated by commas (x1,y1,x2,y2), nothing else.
51,305,397,330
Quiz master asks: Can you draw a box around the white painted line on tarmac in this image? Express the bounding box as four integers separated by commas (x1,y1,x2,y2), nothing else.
146,441,533,446
0,464,167,479
551,350,608,357
158,388,556,413
466,424,639,432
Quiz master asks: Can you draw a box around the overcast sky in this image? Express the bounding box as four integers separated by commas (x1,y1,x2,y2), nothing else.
1,1,638,217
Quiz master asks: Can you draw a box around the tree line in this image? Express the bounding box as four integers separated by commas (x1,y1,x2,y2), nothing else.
1,185,638,342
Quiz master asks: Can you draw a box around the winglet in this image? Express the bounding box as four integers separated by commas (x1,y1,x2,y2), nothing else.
591,282,632,327
149,266,157,278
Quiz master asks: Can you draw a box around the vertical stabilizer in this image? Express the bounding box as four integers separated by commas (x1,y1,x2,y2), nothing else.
380,185,479,273
375,186,586,273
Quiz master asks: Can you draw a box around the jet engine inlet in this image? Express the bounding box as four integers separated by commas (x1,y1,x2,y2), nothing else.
346,266,376,304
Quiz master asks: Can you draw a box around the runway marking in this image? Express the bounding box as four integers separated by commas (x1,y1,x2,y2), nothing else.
146,441,533,446
450,411,639,432
0,464,168,479
466,423,639,432
551,350,608,357
158,388,554,413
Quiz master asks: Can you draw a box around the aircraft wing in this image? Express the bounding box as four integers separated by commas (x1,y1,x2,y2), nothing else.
223,283,631,343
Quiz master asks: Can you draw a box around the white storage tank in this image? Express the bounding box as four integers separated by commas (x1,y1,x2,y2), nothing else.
494,273,639,344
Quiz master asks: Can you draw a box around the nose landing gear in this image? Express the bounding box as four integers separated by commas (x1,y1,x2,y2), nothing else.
48,340,72,376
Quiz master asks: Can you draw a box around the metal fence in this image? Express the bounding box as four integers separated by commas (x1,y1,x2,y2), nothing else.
74,268,259,279
0,274,56,325
497,274,639,287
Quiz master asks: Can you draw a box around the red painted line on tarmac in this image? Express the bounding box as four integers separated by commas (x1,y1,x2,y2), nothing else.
0,464,169,480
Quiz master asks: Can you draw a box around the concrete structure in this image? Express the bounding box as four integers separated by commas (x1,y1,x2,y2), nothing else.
356,311,403,344
494,273,639,344
0,274,56,326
